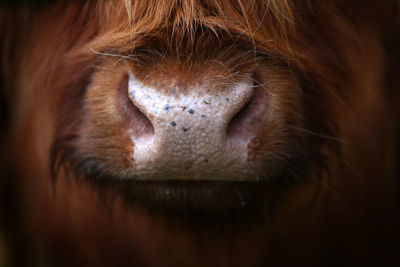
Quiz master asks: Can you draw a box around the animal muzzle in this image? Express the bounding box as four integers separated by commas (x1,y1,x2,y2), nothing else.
124,73,266,181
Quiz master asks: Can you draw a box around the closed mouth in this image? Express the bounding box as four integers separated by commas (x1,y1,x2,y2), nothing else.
86,178,291,224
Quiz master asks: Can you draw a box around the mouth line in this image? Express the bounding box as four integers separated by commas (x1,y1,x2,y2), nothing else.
66,153,313,223
85,178,290,223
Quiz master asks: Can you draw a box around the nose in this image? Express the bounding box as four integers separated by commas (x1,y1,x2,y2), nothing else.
126,73,256,181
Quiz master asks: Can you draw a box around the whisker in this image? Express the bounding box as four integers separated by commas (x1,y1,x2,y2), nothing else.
290,126,352,145
90,48,143,63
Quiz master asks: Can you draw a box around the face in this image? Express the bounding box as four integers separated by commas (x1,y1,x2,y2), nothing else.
43,1,322,214
1,0,398,266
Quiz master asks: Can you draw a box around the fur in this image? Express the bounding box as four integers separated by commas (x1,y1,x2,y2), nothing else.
0,1,399,266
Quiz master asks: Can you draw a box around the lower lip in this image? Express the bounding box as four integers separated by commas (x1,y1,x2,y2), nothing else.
89,179,287,223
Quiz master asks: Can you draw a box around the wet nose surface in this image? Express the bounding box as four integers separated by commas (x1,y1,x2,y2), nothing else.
127,73,256,181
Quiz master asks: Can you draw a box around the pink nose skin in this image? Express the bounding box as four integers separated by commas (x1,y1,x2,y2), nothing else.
127,73,258,181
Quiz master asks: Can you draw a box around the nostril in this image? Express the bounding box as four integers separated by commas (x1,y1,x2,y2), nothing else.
127,101,155,138
118,75,154,138
226,84,269,143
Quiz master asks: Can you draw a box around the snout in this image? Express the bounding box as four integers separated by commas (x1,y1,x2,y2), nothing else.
123,73,268,181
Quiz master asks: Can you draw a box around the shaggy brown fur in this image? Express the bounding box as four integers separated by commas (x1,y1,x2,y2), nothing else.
1,0,399,266
46,0,355,181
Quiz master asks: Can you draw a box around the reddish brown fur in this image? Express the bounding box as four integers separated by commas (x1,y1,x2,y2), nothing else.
1,0,400,266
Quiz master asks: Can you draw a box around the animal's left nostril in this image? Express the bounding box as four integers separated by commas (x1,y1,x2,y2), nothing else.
226,85,269,143
118,75,154,138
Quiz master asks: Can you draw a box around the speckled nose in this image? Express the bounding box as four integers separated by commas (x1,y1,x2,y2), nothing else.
127,73,255,180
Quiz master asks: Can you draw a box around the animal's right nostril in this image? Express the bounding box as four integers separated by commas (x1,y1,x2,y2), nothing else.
127,101,155,138
226,84,269,143
118,75,154,138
